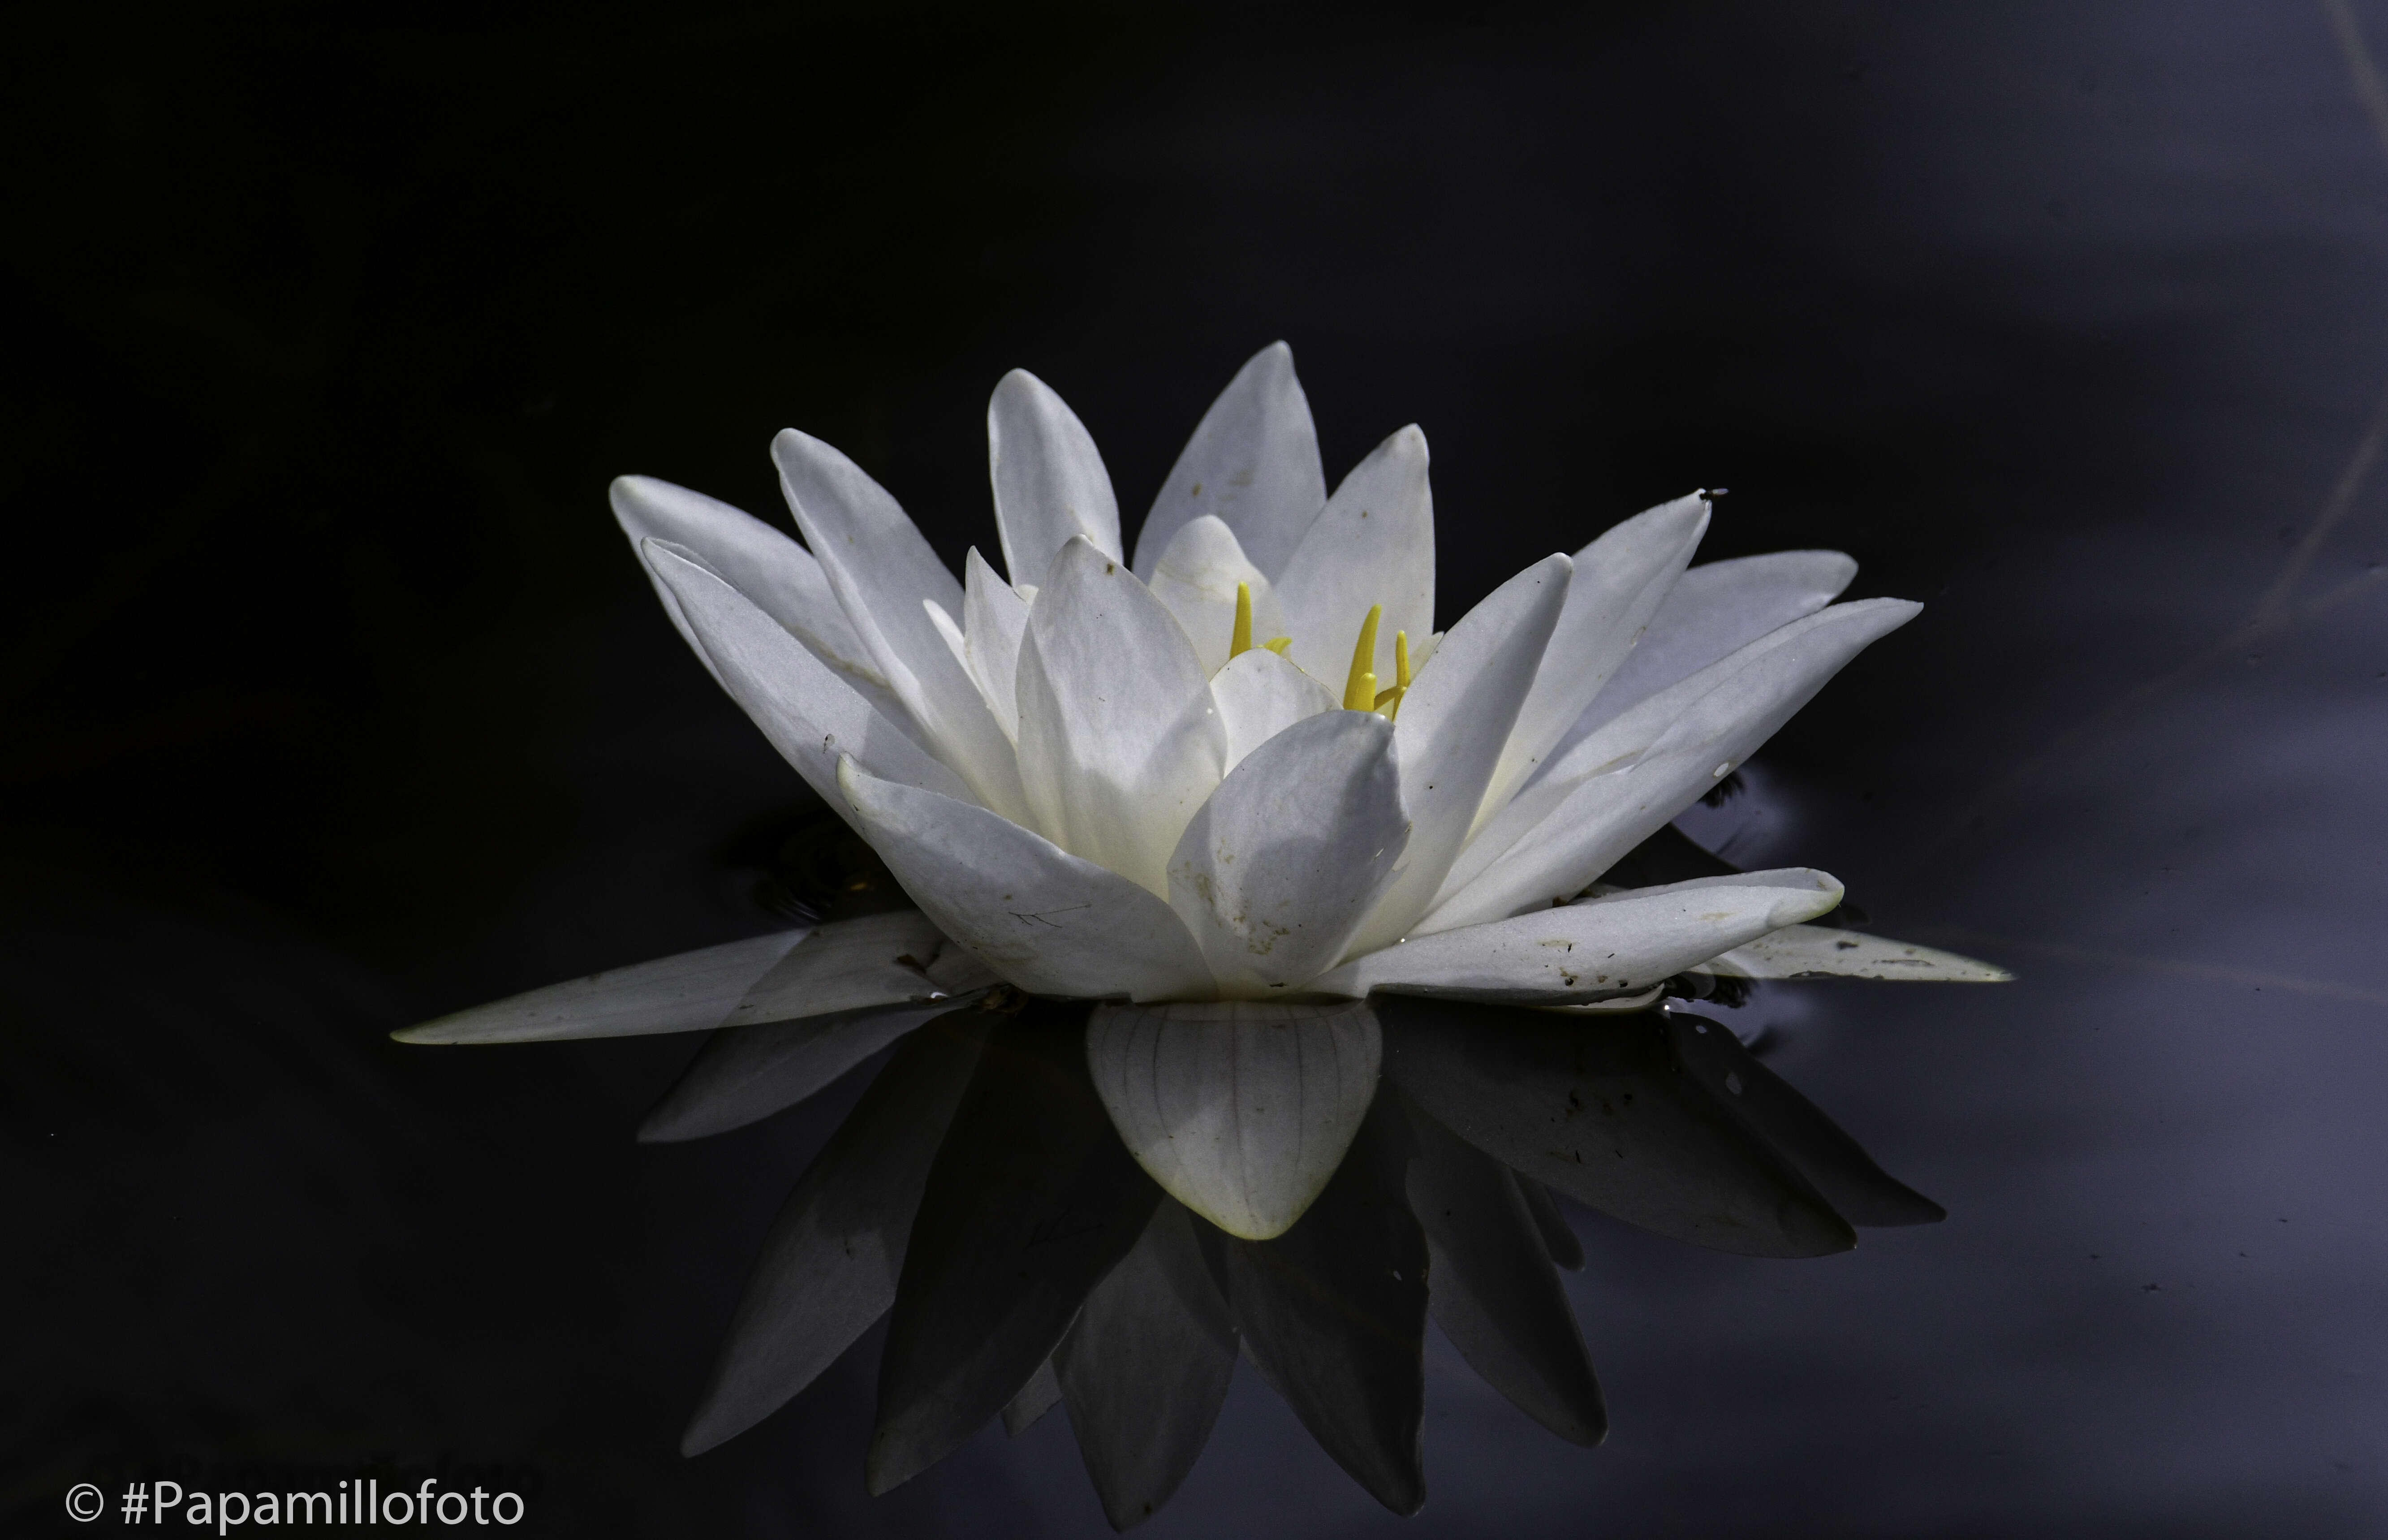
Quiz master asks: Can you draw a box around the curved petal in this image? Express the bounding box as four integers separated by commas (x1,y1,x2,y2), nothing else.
638,1000,975,1143
1426,599,1918,932
1346,553,1571,954
1478,494,1710,825
1318,869,1844,1004
642,542,973,815
1147,515,1289,674
1210,646,1337,774
961,548,1030,738
988,368,1123,586
839,759,1215,1001
1271,425,1435,688
720,909,997,1027
1167,711,1406,995
1701,925,2012,981
1135,340,1326,582
773,428,1030,820
1015,538,1227,893
1002,1359,1062,1437
1086,1000,1380,1240
394,927,810,1044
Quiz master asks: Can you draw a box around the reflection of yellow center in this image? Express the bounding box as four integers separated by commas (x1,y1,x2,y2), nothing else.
1226,583,1408,719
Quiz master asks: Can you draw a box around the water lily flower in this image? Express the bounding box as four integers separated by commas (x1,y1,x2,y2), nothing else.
398,343,2006,1524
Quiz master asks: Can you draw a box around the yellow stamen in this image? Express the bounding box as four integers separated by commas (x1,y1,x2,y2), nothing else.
1262,636,1291,655
1342,604,1383,710
1229,582,1254,659
1373,628,1412,719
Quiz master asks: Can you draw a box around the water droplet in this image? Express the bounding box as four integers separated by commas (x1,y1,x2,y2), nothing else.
1724,1071,1743,1096
1711,761,1733,778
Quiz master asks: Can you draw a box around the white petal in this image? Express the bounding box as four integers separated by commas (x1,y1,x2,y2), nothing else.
1345,554,1573,954
610,475,902,722
839,759,1216,1001
1270,425,1435,688
1427,598,1918,932
394,928,810,1044
1209,647,1338,774
1134,341,1326,582
1702,926,2013,982
642,542,973,813
1316,870,1843,1004
722,910,999,1027
1086,1000,1380,1240
1014,539,1227,893
773,428,1030,820
961,548,1032,739
1167,711,1407,995
1146,515,1289,674
1478,494,1710,825
1557,549,1857,758
987,369,1124,586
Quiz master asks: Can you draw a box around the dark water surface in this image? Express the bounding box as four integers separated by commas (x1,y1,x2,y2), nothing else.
9,2,2387,1534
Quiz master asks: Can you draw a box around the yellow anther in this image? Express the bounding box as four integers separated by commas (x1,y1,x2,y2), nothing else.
1230,582,1254,659
1342,604,1383,710
1262,636,1291,655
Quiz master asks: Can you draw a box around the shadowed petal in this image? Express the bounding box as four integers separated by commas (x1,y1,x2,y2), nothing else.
1377,996,1855,1258
1398,1091,1605,1445
1666,1012,1946,1226
839,760,1215,1001
638,1000,984,1143
1147,516,1289,674
393,927,809,1044
1515,1175,1585,1271
1703,925,2012,981
989,369,1123,586
1322,869,1845,1005
1167,711,1405,994
1135,341,1326,582
962,548,1032,738
1002,1357,1063,1437
1087,1000,1380,1240
869,1008,1163,1493
1202,1096,1427,1514
1209,647,1337,774
679,1011,991,1454
1056,1199,1239,1531
1272,426,1435,688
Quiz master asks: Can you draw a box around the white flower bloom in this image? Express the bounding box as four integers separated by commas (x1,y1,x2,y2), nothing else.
401,341,2004,1242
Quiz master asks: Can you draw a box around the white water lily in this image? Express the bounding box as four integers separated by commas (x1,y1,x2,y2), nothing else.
400,341,2003,1245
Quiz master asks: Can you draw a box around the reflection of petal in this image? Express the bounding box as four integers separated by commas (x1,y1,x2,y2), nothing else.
1323,869,1845,1005
1378,997,1855,1257
393,927,808,1044
870,1010,1161,1494
1056,1199,1239,1531
1203,1098,1427,1515
988,368,1124,585
1167,712,1405,995
839,761,1215,1002
1086,1000,1380,1241
1001,1357,1063,1437
1399,1091,1605,1446
1703,925,2012,981
638,1000,981,1144
1272,426,1435,686
1134,341,1326,582
1665,1012,1945,1226
1514,1174,1585,1271
679,1012,990,1455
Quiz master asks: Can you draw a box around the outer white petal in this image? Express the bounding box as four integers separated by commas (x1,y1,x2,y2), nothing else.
1427,598,1919,932
1167,711,1407,996
839,759,1215,1002
611,475,902,722
1086,1000,1380,1240
1270,425,1435,688
1316,870,1844,1004
1556,549,1858,759
961,548,1032,739
643,542,973,814
988,369,1124,586
1014,539,1227,894
394,928,810,1044
721,910,999,1027
773,428,1030,820
1345,554,1572,954
1134,341,1327,582
1209,647,1337,773
1478,494,1710,825
1701,926,2013,982
1147,515,1289,674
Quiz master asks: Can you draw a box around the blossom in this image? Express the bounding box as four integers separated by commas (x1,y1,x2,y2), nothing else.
398,343,2005,1523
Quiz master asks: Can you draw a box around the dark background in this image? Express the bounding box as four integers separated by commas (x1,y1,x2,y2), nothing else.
9,1,2388,1534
